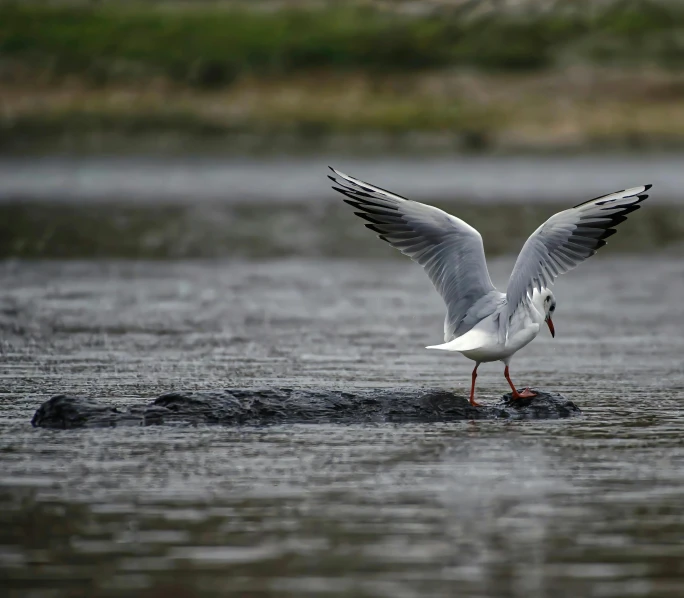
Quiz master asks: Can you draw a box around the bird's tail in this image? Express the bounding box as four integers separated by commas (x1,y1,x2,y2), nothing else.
426,328,488,352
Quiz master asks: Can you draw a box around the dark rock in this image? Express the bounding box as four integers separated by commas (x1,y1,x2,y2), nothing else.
500,389,581,419
30,394,143,429
31,388,581,429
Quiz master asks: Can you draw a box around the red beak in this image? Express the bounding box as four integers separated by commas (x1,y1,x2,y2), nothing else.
546,317,555,338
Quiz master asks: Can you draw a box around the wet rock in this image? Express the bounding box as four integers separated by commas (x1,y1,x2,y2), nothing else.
30,394,144,429
31,388,581,429
500,390,581,419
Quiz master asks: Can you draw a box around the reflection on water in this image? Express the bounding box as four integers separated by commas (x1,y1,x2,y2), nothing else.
1,257,684,597
3,153,684,260
2,201,684,259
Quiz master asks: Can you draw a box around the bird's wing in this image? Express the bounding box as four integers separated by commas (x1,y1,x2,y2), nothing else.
329,167,497,338
506,184,651,310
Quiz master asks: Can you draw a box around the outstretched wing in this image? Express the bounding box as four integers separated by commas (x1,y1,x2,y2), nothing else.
506,184,651,310
329,167,498,339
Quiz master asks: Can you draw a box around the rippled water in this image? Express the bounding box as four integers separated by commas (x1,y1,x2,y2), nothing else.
2,255,684,597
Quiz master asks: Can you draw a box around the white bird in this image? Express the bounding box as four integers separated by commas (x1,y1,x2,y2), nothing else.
328,167,651,406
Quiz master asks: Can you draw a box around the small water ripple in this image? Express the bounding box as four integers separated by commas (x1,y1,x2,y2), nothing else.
1,256,683,597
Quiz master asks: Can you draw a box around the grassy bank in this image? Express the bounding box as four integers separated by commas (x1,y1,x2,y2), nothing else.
2,1,684,86
6,68,684,154
4,1,684,152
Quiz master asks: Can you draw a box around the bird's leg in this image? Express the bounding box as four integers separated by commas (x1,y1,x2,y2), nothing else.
504,365,537,400
469,363,481,407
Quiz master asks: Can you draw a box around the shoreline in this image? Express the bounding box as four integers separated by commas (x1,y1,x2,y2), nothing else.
5,67,684,154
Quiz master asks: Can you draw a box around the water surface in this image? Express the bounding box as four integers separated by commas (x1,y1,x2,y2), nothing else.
3,153,684,203
1,256,683,597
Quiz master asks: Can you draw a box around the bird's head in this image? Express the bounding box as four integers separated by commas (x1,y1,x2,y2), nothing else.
540,289,556,338
531,288,556,337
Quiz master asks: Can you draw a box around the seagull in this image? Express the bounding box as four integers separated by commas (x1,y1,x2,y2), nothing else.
328,167,651,406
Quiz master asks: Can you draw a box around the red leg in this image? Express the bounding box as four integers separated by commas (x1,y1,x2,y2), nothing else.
469,363,481,407
504,365,537,400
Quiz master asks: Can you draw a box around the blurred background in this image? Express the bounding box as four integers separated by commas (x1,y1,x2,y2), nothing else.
3,2,684,598
2,0,684,257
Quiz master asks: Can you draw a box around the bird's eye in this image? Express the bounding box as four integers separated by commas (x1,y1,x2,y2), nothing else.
550,305,556,312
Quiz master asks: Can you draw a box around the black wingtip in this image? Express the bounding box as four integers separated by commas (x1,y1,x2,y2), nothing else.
365,223,384,234
644,184,653,191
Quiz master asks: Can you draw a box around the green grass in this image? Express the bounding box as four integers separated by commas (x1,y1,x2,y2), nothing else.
2,1,684,87
5,1,684,152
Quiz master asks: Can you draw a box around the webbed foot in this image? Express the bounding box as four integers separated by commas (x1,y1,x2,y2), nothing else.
511,387,537,400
